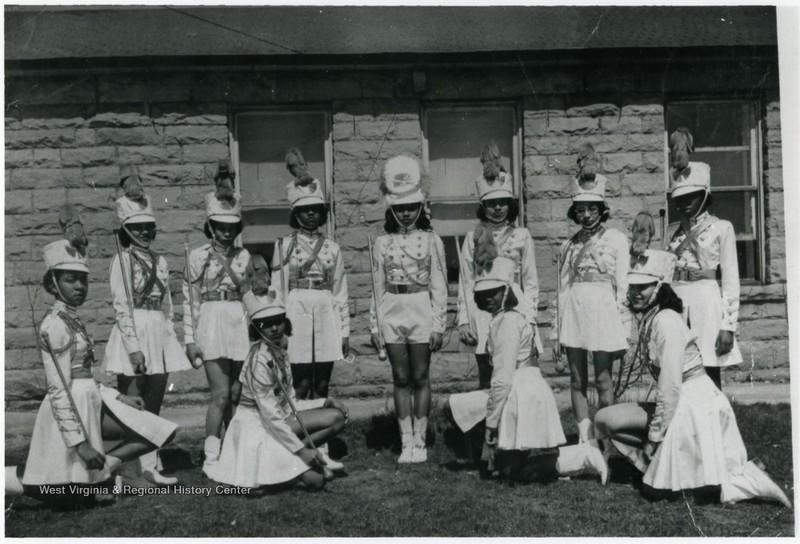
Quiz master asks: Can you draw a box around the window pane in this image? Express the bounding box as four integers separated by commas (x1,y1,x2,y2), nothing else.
713,191,754,235
237,112,327,206
426,108,515,200
694,150,751,188
666,102,750,147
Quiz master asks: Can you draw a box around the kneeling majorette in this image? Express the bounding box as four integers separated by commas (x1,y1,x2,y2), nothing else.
447,257,607,484
594,250,789,507
103,164,192,486
213,291,349,491
369,154,448,463
6,208,178,502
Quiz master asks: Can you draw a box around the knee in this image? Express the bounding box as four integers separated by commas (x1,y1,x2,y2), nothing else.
593,408,612,436
301,470,326,491
570,376,587,393
411,374,429,390
393,375,411,390
210,391,231,409
595,372,612,393
332,410,346,433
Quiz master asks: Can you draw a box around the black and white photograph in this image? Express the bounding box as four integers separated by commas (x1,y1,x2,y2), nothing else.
3,3,798,538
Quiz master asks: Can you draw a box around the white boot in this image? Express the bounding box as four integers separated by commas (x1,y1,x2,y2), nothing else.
556,440,609,485
5,466,24,496
411,417,428,463
577,418,594,443
398,417,414,464
202,436,221,479
318,443,345,472
141,449,178,486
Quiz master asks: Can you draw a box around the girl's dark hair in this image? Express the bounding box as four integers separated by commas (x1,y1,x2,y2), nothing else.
204,219,243,240
567,201,611,224
655,283,684,314
248,316,293,342
118,223,157,248
383,205,433,234
289,205,329,230
476,199,520,225
474,285,519,312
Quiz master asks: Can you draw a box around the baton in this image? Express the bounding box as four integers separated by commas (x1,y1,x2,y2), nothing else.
659,209,666,246
184,243,203,369
454,236,475,345
367,236,388,361
113,230,144,374
41,332,91,444
277,238,288,305
310,308,317,400
250,326,334,479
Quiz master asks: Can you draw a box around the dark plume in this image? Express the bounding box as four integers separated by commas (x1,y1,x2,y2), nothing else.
285,147,315,186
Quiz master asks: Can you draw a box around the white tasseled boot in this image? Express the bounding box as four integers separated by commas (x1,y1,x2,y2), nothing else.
556,440,609,485
5,466,24,496
398,417,414,464
318,443,345,472
577,418,594,443
411,416,428,463
202,436,221,479
141,449,178,485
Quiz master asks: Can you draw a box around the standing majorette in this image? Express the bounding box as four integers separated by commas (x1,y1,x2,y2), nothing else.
271,148,350,401
214,291,348,491
369,154,447,463
6,208,178,502
447,257,607,485
664,128,743,390
552,144,632,443
182,159,251,479
594,250,789,506
457,143,542,390
102,164,191,486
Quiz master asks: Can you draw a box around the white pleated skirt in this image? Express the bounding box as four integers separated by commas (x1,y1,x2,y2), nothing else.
380,291,433,344
449,367,566,450
465,283,544,355
560,282,628,352
642,375,780,503
214,405,310,488
286,289,342,363
23,380,178,485
673,280,743,368
104,309,192,376
195,301,250,362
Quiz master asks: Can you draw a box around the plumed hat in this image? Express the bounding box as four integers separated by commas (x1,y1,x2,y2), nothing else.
381,155,425,207
115,164,155,224
572,143,606,202
243,290,285,321
628,249,678,285
669,128,710,198
474,256,516,292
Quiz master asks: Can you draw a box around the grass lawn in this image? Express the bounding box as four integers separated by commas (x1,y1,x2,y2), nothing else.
4,402,794,537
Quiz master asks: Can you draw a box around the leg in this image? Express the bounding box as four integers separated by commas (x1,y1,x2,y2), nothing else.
101,406,173,462
408,343,432,462
287,408,346,448
706,367,722,390
386,343,414,462
225,360,244,427
313,361,335,399
137,374,176,485
291,363,312,400
475,353,492,390
592,351,616,411
593,402,653,448
566,347,592,440
204,359,234,438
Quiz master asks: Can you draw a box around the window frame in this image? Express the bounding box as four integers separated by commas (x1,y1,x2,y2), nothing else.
420,100,525,237
229,106,335,239
663,98,765,284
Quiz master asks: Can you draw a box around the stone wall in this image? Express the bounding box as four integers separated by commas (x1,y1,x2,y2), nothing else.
4,57,789,405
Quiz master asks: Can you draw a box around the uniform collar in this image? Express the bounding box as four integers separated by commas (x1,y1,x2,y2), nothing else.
211,241,235,256
53,299,78,316
297,228,320,238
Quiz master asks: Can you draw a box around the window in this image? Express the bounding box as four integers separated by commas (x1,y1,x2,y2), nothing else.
665,101,763,282
422,103,523,284
231,109,332,259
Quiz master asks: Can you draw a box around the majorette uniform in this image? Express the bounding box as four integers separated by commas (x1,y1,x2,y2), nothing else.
665,161,743,368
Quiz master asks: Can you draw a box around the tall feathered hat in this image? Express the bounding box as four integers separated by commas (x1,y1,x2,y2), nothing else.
285,148,326,209
630,207,656,257
206,159,242,223
380,155,426,207
571,143,607,202
115,164,155,224
476,142,513,201
474,256,516,292
245,254,271,296
669,127,710,198
44,208,90,273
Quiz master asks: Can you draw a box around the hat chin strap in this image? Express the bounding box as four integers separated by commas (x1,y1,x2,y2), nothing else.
580,216,602,232
122,224,151,250
206,220,234,250
481,202,508,226
692,190,710,220
390,205,421,234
